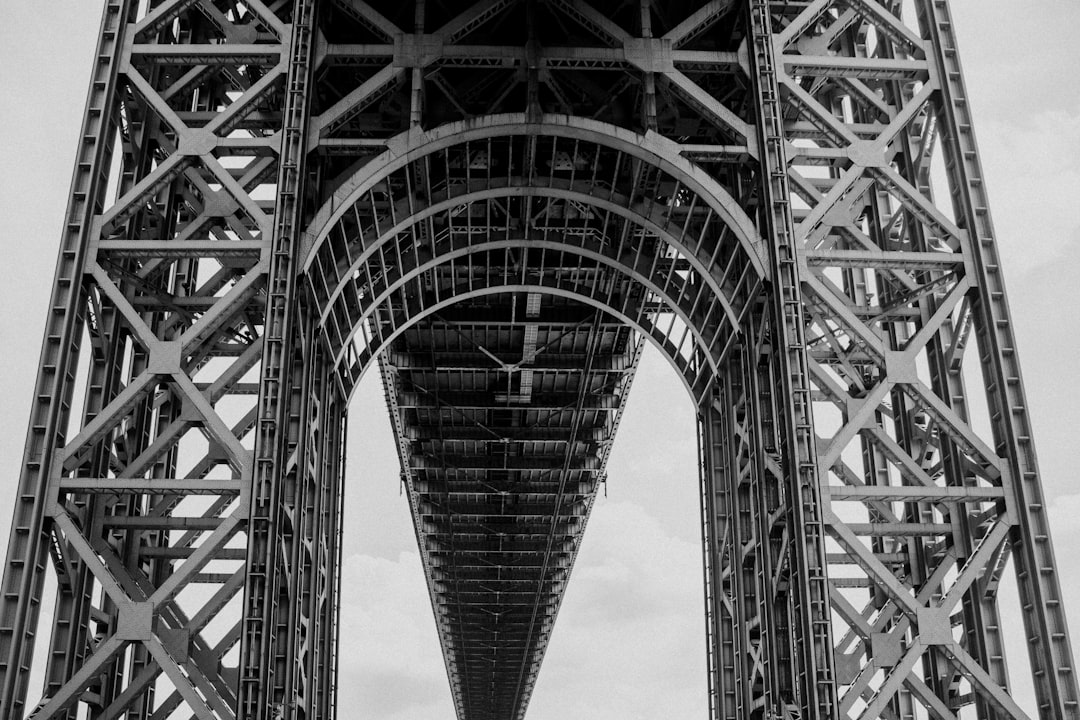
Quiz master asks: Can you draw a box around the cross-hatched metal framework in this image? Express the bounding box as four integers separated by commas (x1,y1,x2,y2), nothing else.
1,1,1076,719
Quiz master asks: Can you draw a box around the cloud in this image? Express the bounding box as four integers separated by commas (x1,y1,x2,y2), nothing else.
952,0,1080,123
336,551,455,720
946,1,1080,277
1003,238,1080,503
526,500,709,720
977,110,1080,275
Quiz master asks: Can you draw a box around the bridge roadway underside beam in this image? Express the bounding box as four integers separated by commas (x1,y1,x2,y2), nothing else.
382,290,641,720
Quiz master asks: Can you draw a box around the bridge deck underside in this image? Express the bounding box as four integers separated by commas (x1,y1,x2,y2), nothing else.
382,291,640,720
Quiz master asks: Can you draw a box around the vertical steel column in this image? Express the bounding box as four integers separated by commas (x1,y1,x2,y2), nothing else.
2,0,280,714
762,0,1079,715
0,2,133,716
746,2,839,718
240,0,318,717
698,382,737,720
320,409,344,720
916,1,1079,716
704,315,813,718
702,313,826,719
276,311,344,719
280,307,317,717
311,375,347,720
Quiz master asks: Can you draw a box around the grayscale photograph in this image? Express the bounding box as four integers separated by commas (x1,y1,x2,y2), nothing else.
0,2,1077,719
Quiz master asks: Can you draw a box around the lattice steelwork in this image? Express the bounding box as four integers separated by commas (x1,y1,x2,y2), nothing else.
1,1,1076,719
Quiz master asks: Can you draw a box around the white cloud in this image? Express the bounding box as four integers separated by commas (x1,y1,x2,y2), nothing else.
337,551,455,720
952,0,1080,124
527,500,708,720
978,111,1080,275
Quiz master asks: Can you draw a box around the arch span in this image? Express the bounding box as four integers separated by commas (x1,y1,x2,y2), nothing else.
299,115,771,399
291,115,773,720
301,114,766,276
313,216,752,400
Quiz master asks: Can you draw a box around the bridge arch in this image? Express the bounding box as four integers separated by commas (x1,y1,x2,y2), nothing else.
301,114,765,273
300,114,769,402
292,114,773,720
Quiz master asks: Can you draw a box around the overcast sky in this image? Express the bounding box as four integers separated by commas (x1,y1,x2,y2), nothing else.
1,3,1079,719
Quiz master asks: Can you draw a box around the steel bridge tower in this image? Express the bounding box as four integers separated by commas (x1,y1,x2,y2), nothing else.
1,1,1076,719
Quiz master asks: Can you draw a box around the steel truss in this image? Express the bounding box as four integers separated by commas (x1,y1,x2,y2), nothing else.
0,1,1075,720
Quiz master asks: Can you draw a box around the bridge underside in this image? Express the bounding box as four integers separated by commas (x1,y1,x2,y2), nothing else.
383,291,639,718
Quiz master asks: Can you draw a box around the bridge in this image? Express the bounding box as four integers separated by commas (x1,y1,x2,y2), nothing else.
0,2,1077,720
